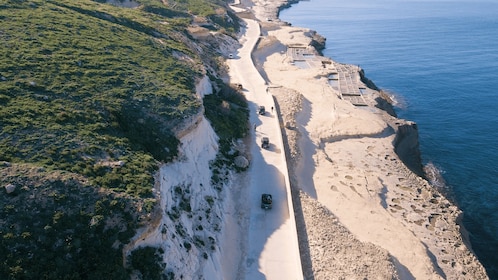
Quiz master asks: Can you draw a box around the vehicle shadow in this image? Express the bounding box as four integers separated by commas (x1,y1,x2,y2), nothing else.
259,142,281,154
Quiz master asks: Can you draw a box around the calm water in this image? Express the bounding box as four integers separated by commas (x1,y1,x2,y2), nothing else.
280,0,498,278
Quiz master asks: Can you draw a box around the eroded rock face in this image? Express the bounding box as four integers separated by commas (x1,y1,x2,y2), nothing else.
307,30,326,55
393,121,424,177
126,117,226,278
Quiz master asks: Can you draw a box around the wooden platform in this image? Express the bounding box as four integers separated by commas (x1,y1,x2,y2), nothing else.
286,45,368,106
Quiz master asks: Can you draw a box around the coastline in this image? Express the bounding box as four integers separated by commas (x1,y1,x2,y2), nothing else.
234,0,489,278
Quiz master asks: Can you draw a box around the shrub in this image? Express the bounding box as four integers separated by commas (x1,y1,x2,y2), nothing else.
203,84,249,141
129,246,165,280
0,168,144,279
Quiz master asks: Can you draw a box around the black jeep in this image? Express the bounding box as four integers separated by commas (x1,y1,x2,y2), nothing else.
261,137,270,149
258,106,266,115
261,194,272,209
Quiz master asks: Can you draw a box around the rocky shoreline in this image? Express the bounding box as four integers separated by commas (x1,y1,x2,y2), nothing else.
238,0,489,278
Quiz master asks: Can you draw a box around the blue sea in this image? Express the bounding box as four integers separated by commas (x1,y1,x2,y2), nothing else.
280,0,498,278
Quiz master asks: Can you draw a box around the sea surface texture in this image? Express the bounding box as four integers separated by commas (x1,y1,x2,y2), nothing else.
280,0,498,278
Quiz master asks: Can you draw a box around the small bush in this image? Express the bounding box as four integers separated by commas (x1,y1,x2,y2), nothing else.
183,241,192,251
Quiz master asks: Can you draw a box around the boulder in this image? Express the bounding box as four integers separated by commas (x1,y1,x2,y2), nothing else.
5,183,16,194
234,156,249,168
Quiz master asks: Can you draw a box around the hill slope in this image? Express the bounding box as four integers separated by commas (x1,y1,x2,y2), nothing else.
0,0,246,278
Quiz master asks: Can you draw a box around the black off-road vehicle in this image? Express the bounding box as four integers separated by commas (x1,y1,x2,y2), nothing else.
258,106,266,115
261,194,272,209
261,137,270,149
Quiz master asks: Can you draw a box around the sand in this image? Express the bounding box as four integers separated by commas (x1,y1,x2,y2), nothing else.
230,0,490,279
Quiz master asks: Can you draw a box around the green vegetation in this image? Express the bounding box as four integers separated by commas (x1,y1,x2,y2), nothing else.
0,0,245,279
204,82,249,155
0,0,205,196
204,81,249,187
129,246,168,280
204,83,249,141
0,165,148,279
139,0,241,33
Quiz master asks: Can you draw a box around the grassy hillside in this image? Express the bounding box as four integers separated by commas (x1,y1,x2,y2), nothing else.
0,0,205,196
0,0,246,278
